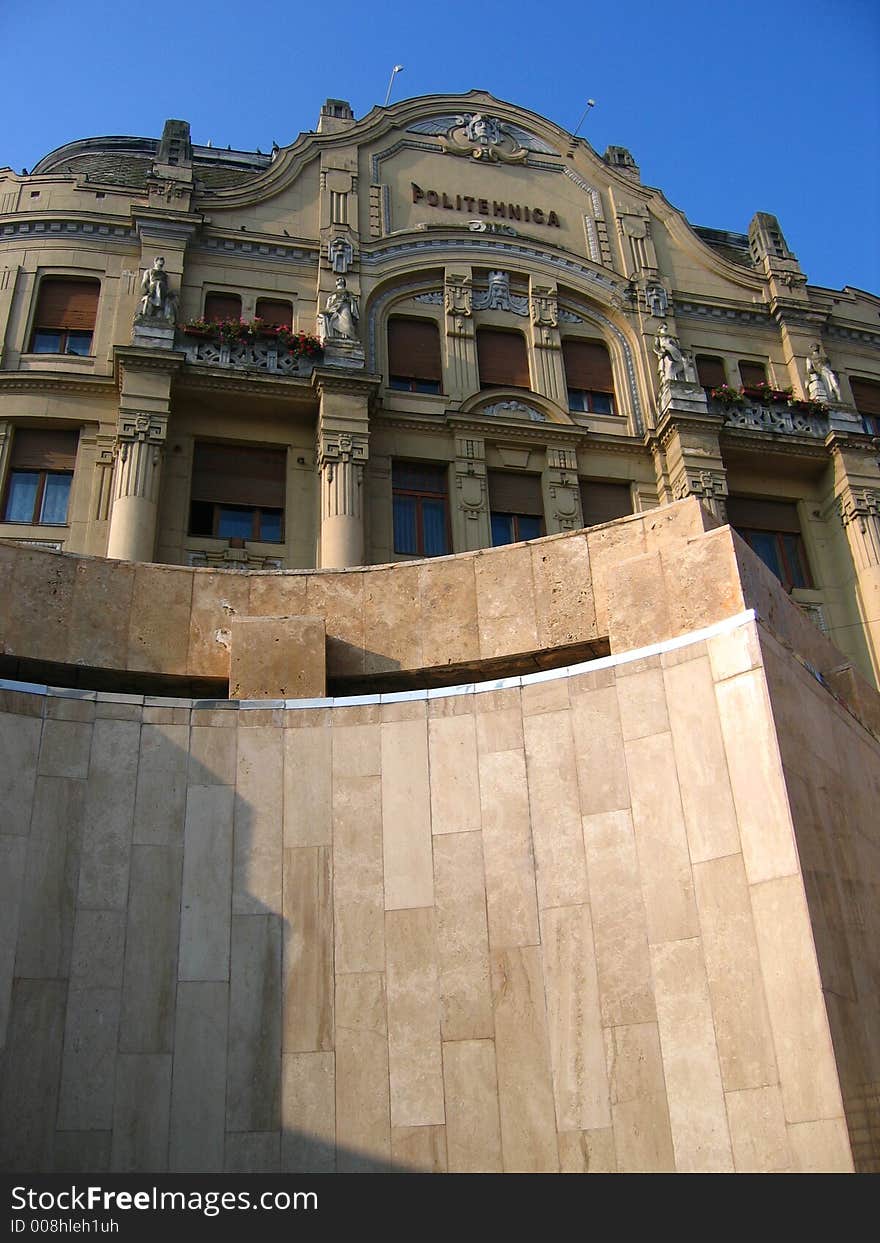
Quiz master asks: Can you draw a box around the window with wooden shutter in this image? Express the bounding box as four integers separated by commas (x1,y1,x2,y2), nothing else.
3,427,78,525
738,360,767,388
562,339,616,414
851,377,880,435
30,278,99,355
255,299,293,329
579,480,632,528
189,441,286,543
696,355,727,389
726,496,812,590
488,471,544,545
388,319,442,393
392,461,450,557
476,329,530,390
204,293,242,323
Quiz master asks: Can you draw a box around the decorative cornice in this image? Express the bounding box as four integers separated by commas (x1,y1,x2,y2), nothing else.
826,323,880,348
0,372,116,397
1,216,138,245
447,413,587,446
175,368,314,399
673,298,772,327
196,233,318,265
311,368,382,397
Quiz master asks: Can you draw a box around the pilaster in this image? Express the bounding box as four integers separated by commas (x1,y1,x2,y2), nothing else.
444,268,478,400
829,435,880,679
529,280,566,406
313,369,381,568
542,446,583,534
655,409,727,522
452,435,491,552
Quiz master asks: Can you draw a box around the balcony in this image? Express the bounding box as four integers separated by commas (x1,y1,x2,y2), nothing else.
177,322,322,379
709,387,829,439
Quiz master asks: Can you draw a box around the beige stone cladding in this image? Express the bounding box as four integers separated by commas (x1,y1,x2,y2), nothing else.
1,606,875,1172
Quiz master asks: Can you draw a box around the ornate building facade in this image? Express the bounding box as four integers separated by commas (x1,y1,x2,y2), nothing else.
1,92,879,682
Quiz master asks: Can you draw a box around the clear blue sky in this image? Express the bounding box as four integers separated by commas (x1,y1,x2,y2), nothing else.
3,0,878,293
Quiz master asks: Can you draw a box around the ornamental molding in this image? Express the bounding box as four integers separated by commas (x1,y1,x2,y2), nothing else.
837,486,880,526
406,115,559,157
448,413,587,447
554,295,644,433
481,399,547,422
176,369,313,399
673,299,772,326
311,368,382,397
472,271,529,316
0,217,138,244
367,278,451,370
825,323,880,348
117,411,167,445
0,373,115,398
720,402,829,439
717,426,828,461
196,234,317,265
317,429,369,468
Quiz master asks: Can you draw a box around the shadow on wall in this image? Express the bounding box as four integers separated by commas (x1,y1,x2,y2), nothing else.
0,696,410,1174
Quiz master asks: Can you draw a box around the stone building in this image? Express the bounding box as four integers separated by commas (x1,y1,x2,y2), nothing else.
0,94,878,1175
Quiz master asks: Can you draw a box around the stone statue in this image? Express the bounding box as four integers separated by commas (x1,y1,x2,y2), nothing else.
137,256,176,323
318,276,359,342
464,113,502,147
806,343,841,403
654,324,686,383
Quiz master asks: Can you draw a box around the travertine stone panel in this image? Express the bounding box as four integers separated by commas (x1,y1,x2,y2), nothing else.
335,972,391,1171
6,548,75,665
605,550,671,654
475,704,523,754
133,723,188,847
224,1132,280,1173
284,728,332,846
111,1053,172,1172
229,615,326,700
605,1022,674,1172
189,725,237,786
57,987,121,1131
69,910,125,989
282,847,333,1052
250,572,308,619
478,750,540,950
557,1128,617,1173
169,981,228,1173
788,1117,854,1173
187,572,250,679
120,845,182,1053
616,665,670,741
692,853,777,1091
128,565,193,675
586,516,647,639
491,946,558,1172
419,556,479,667
37,719,91,781
663,656,740,863
77,719,139,911
715,669,799,885
68,559,136,671
707,622,762,682
521,676,570,716
570,684,630,816
227,914,282,1133
530,532,596,648
386,908,444,1128
0,980,66,1170
428,714,481,836
178,785,234,982
750,874,846,1125
282,1052,335,1173
541,904,610,1131
475,545,538,659
442,1039,503,1173
391,1125,447,1172
432,832,493,1041
650,938,734,1172
363,563,422,675
725,1084,792,1172
0,711,41,831
14,780,84,981
523,709,588,910
581,809,655,1028
234,726,282,914
0,834,28,1043
381,718,433,911
333,721,380,776
306,571,365,679
626,733,699,945
332,773,384,974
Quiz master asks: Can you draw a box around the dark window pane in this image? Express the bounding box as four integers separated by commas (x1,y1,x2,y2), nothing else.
568,389,588,413
189,499,214,536
389,376,412,391
746,531,783,580
414,379,441,394
590,391,614,414
259,509,283,543
491,513,513,546
31,330,63,354
393,495,418,555
217,506,255,540
780,533,810,589
65,332,93,356
4,472,39,522
421,499,449,556
40,474,71,524
517,515,543,541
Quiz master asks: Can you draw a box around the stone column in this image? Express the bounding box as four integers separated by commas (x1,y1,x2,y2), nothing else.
655,410,728,522
106,411,168,562
313,370,380,568
443,269,478,400
529,281,566,406
836,483,880,682
543,446,584,534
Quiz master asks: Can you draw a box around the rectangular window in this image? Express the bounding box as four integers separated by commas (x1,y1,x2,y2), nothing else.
562,339,616,414
488,471,544,546
392,462,450,557
726,496,813,591
255,298,293,329
2,427,77,525
851,377,880,436
696,355,727,390
388,318,442,394
476,329,530,390
30,278,99,355
738,360,768,388
579,480,632,528
189,441,285,543
204,293,242,322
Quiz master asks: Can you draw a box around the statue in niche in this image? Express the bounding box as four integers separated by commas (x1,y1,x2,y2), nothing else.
806,342,841,402
318,276,359,342
654,324,687,383
137,256,176,323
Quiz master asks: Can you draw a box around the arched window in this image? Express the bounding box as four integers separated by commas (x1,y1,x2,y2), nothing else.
30,278,99,355
562,339,615,414
388,318,442,393
476,329,529,390
204,292,242,322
